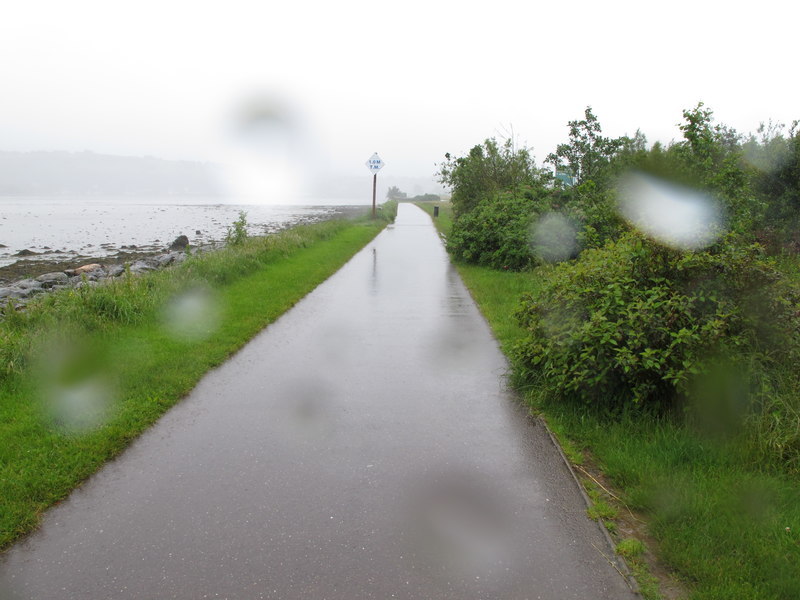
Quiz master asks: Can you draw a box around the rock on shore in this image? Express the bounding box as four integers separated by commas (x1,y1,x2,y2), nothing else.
0,250,189,309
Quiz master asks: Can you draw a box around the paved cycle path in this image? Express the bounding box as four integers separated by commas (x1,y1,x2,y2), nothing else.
1,204,636,599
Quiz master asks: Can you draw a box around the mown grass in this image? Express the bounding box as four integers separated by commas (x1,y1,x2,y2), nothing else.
0,203,395,550
418,201,800,600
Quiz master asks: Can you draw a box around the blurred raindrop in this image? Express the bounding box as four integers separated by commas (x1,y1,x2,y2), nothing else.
530,212,578,263
48,376,112,433
734,480,776,524
161,286,221,342
647,481,693,523
35,336,116,434
617,172,725,250
686,360,750,440
220,93,308,204
404,471,517,592
275,378,336,443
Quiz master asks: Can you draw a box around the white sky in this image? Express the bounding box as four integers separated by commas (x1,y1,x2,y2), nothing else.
1,0,798,187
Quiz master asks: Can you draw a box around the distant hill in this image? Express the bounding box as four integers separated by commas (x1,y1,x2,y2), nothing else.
0,151,222,196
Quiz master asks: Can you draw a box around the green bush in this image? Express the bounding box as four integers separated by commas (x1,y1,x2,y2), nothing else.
446,188,544,271
225,211,249,246
438,138,541,217
513,232,800,411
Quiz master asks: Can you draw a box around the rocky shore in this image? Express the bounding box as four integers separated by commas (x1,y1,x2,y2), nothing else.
0,237,195,308
0,206,370,309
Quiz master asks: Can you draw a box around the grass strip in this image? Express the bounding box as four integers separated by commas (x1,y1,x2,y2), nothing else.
0,206,394,550
417,201,800,600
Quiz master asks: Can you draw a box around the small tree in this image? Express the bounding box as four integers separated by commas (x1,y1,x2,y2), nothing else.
386,186,407,200
546,106,624,187
225,211,248,246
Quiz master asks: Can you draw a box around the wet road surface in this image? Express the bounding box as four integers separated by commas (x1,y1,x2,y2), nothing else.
0,204,636,599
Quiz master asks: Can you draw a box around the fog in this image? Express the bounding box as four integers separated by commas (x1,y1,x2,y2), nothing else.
0,0,798,199
0,151,441,203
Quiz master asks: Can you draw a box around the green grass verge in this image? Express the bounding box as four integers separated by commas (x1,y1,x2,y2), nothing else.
418,201,800,600
410,199,454,235
0,205,394,550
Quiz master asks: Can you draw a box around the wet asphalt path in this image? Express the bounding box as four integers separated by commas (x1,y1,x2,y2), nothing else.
0,204,636,599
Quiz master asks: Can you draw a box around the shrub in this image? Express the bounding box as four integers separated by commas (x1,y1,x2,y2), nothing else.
438,138,541,217
513,232,800,411
225,211,249,246
446,188,545,271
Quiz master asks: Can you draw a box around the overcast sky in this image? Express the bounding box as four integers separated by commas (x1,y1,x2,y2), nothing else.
1,0,798,193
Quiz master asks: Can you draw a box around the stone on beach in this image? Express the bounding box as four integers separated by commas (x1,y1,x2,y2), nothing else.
107,264,126,278
74,263,103,275
36,272,69,288
169,235,189,250
16,279,42,290
0,288,25,300
128,259,159,274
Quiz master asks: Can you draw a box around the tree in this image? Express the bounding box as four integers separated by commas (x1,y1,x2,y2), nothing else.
386,186,407,200
544,108,628,248
437,137,541,217
546,107,624,187
743,120,800,247
669,103,759,234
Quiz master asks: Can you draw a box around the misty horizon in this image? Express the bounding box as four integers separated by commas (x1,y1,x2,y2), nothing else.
0,150,446,204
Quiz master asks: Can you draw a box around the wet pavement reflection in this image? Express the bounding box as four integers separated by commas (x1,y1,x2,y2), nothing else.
0,204,636,599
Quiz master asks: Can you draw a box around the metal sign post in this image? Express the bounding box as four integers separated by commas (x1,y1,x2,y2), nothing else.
365,152,385,218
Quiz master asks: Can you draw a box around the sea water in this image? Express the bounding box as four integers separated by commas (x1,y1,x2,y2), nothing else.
0,196,365,268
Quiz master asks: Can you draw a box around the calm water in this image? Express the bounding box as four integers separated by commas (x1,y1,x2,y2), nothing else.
0,196,366,267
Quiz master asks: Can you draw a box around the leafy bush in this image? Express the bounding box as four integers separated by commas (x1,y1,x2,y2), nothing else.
513,232,800,410
438,138,544,217
225,211,249,246
554,181,625,250
447,188,542,271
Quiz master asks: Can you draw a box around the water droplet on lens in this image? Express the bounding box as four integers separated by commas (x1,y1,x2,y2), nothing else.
161,286,221,342
530,212,579,263
48,377,112,433
220,93,308,204
617,172,725,250
403,471,517,593
34,336,116,434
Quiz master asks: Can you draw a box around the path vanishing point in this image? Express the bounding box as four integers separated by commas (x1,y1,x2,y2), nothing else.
0,204,637,599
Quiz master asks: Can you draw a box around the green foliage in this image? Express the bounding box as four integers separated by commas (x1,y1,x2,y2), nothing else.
587,498,618,521
671,103,761,234
225,210,249,246
546,106,625,188
375,200,398,222
744,122,800,249
544,108,629,248
437,137,543,217
446,188,543,270
616,538,645,559
557,180,625,250
408,193,440,202
513,232,800,409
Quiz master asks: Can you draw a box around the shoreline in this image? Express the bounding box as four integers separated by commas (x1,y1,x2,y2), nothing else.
0,205,370,285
